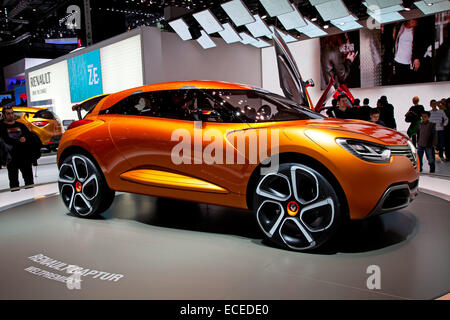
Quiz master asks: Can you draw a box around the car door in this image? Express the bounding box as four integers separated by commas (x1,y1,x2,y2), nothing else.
106,89,252,195
272,28,312,109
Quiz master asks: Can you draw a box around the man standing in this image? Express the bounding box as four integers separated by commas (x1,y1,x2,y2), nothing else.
429,99,448,161
393,19,427,84
359,98,372,121
326,95,358,119
0,106,35,190
378,96,397,130
417,111,437,173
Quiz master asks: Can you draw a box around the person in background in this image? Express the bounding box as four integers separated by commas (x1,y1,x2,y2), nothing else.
358,98,372,121
369,108,386,126
353,99,360,108
326,95,358,119
429,99,448,161
444,98,450,161
417,111,437,173
378,96,397,129
0,106,35,191
392,19,427,84
405,96,425,147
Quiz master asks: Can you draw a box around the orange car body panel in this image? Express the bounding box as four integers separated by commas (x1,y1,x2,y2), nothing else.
58,81,419,220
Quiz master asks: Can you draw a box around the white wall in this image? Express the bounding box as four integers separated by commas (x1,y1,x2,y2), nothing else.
100,34,143,94
143,28,262,87
262,38,450,132
27,61,72,120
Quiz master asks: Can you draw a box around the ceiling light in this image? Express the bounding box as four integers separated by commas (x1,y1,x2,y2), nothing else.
311,17,318,21
245,14,271,38
309,0,332,4
250,39,271,48
367,11,404,24
415,0,450,14
221,0,255,27
196,30,216,49
267,26,297,43
363,2,405,14
277,3,307,30
218,22,242,44
193,9,224,34
330,15,362,31
295,19,327,38
259,0,293,17
314,0,350,21
323,24,329,29
239,32,257,44
364,0,402,8
168,18,192,40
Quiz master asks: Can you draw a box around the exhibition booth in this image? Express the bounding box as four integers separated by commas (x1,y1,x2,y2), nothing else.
1,6,449,301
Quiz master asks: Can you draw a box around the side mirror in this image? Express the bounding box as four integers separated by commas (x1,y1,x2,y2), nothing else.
195,109,221,121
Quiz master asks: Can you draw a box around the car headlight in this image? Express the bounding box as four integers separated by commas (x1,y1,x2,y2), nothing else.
407,139,417,155
336,138,391,163
407,139,417,162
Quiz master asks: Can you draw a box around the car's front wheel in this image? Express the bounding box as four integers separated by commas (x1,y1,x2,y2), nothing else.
253,163,342,251
58,153,115,218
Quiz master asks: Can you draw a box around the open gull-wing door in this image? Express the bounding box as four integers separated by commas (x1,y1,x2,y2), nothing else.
315,76,336,112
272,28,313,109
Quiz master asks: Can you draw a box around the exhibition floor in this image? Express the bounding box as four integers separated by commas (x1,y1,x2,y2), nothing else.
0,189,449,300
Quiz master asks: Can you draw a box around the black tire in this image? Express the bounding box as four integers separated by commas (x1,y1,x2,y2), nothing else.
58,153,115,218
253,163,342,252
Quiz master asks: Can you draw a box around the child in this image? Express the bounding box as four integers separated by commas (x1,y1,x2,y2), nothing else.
369,108,386,126
417,111,437,173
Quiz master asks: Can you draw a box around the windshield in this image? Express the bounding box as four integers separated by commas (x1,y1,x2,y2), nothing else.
198,89,323,123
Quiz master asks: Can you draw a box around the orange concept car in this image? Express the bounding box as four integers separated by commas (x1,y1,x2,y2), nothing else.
57,30,419,251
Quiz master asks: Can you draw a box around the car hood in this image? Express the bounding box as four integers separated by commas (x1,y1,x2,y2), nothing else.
251,118,409,145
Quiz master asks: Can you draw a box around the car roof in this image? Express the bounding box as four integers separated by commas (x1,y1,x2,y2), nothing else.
98,80,255,112
79,93,111,105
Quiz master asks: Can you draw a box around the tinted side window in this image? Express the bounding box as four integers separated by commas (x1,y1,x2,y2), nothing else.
100,92,160,117
100,90,197,121
14,111,24,120
79,95,107,119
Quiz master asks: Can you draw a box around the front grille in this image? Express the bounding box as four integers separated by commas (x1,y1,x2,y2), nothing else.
390,145,417,168
382,186,410,210
409,179,419,191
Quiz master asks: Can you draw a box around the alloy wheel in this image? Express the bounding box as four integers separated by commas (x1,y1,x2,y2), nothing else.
255,163,340,251
58,154,114,217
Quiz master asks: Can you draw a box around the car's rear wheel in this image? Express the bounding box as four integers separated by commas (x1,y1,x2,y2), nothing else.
253,163,342,251
58,153,115,218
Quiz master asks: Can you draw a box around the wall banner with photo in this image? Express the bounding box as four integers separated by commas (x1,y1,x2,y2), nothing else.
320,11,450,90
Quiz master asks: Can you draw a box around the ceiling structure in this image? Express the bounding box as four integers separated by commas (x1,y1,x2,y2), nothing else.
0,0,447,68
